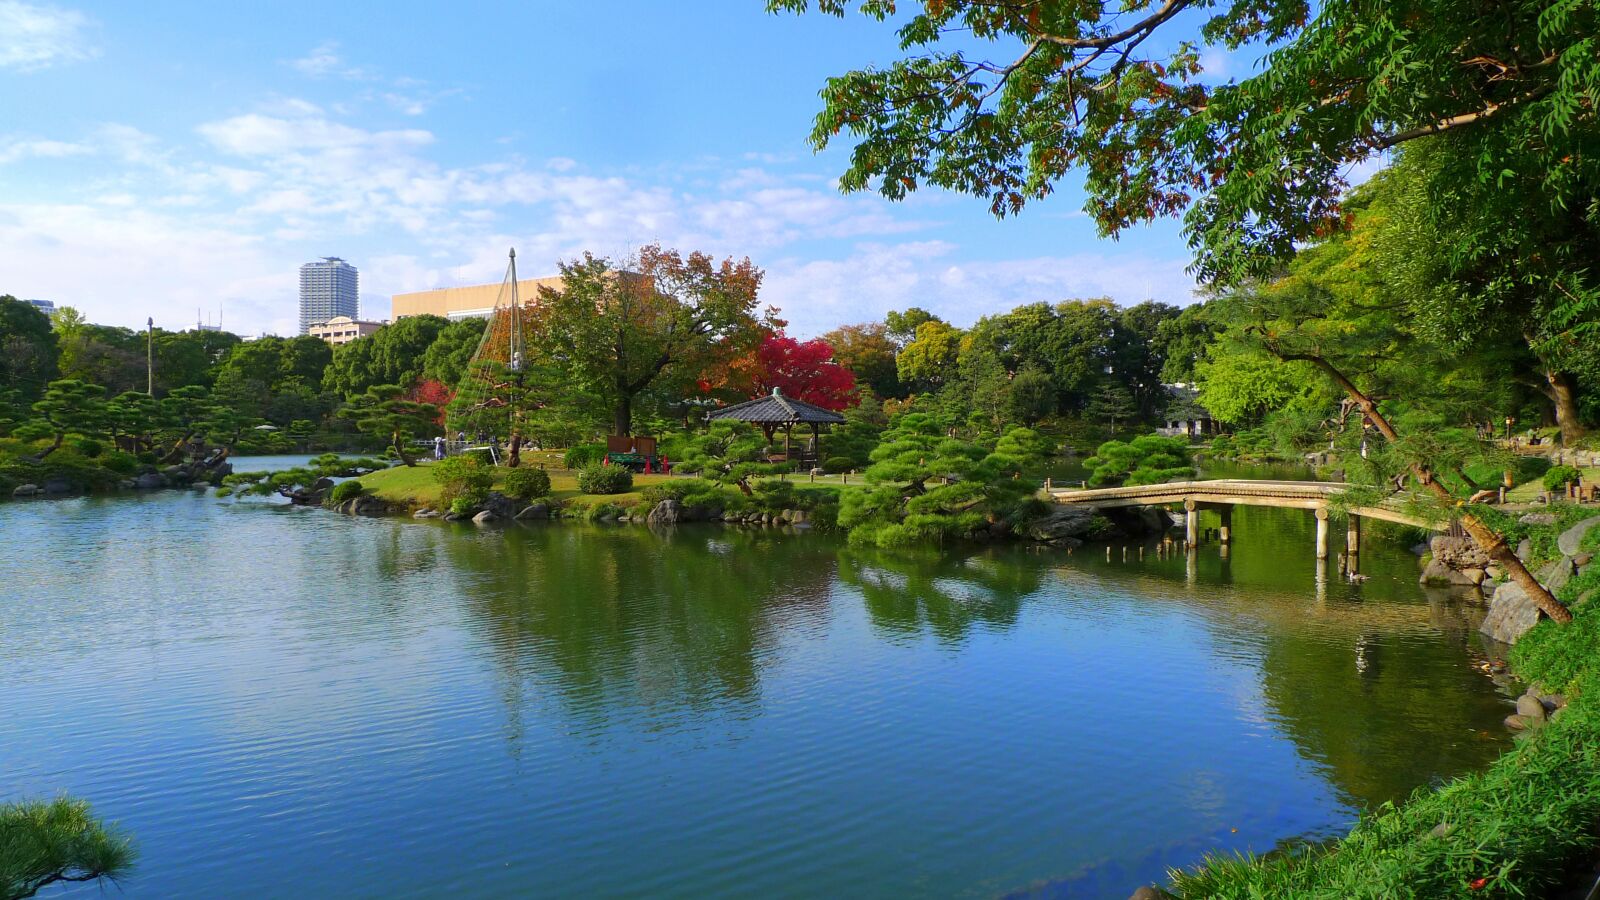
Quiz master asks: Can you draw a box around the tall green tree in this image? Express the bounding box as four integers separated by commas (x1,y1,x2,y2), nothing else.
821,321,903,398
774,0,1598,283
0,297,60,403
421,317,488,389
322,315,451,399
534,244,775,436
895,320,963,391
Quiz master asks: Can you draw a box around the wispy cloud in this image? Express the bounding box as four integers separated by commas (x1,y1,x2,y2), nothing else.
287,41,365,79
0,0,95,71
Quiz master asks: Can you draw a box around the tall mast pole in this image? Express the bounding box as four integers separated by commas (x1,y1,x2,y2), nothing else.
507,248,519,372
146,317,154,395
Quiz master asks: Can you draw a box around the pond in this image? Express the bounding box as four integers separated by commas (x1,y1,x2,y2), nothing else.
1,457,1516,898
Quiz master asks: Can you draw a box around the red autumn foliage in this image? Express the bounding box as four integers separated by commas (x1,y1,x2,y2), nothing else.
408,378,454,426
746,332,858,411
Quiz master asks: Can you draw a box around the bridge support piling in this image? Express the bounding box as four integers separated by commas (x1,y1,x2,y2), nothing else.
1218,507,1232,544
1346,514,1361,558
1314,506,1330,560
1184,499,1198,546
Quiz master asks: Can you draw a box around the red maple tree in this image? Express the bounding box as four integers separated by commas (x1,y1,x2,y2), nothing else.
407,378,454,427
746,332,858,411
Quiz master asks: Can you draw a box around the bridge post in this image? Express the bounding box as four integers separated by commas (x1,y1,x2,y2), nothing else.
1315,506,1330,560
1346,514,1361,558
1218,506,1232,544
1184,498,1198,546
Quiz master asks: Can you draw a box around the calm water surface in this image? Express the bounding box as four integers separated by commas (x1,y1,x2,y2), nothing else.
1,457,1516,898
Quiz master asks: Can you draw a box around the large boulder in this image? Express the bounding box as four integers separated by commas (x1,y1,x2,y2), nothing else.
1479,580,1543,645
481,491,518,520
1538,556,1576,594
11,483,40,498
646,498,682,527
514,502,551,521
350,495,388,517
1519,513,1558,526
40,476,74,495
134,472,168,490
1429,535,1492,570
1556,515,1600,556
1420,558,1479,586
471,509,501,526
1024,505,1100,544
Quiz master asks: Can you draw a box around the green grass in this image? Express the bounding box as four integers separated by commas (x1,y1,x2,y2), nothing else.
1503,466,1598,503
361,462,866,514
361,461,671,509
1169,513,1600,898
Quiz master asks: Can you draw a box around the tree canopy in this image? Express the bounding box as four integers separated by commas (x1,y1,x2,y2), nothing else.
534,244,777,435
772,0,1600,284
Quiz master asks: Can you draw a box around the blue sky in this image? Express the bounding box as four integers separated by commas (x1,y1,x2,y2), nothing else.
0,0,1206,337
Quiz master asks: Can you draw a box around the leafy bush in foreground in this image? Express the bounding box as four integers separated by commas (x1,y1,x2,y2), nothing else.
1543,465,1581,492
502,467,551,501
432,456,492,507
327,480,364,505
577,462,632,495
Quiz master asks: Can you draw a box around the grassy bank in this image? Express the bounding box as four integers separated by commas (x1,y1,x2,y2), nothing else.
1170,507,1600,898
357,461,850,514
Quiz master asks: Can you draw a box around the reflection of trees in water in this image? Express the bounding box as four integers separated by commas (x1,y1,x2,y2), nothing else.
440,524,836,743
836,546,1045,643
1044,555,1510,814
1253,597,1510,812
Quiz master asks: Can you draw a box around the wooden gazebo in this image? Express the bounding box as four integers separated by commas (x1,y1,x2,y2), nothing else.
707,387,846,468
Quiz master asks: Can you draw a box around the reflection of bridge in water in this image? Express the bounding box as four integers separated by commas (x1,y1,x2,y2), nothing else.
1048,479,1445,561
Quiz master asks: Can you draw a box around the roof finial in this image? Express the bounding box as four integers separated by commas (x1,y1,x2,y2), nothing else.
771,386,782,397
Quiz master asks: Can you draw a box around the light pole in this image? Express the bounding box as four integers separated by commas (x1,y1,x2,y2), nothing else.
146,317,154,395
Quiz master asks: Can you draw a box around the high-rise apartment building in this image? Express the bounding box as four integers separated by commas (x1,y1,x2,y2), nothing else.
298,257,359,334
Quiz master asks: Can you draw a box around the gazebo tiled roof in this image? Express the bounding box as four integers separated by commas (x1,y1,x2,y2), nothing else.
707,388,846,425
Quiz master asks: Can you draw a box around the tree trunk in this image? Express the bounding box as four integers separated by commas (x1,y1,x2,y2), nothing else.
37,431,64,459
1545,370,1584,445
393,433,415,466
507,432,523,468
1278,351,1572,623
614,396,632,436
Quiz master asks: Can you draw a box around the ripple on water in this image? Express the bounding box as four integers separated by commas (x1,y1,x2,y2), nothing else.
0,482,1515,898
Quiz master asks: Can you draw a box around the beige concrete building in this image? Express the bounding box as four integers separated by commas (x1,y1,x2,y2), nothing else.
391,276,568,321
309,315,385,345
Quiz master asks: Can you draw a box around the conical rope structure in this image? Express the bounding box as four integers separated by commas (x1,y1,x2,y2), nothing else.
446,249,540,466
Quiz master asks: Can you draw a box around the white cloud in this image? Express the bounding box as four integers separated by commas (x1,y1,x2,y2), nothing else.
0,137,90,164
0,95,1198,338
0,0,94,71
287,41,359,79
763,243,1198,337
197,113,433,157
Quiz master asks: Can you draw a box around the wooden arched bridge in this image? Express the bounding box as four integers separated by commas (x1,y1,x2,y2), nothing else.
1046,479,1444,559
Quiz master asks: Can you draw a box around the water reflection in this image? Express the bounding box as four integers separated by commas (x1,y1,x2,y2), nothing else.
0,473,1517,899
